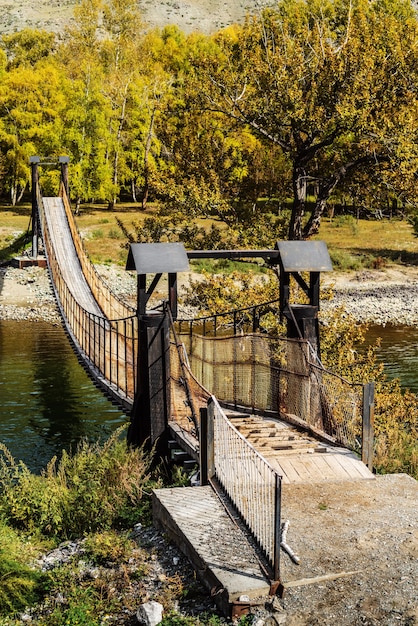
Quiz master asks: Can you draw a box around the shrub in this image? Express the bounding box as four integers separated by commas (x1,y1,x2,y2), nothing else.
0,522,45,615
0,427,152,539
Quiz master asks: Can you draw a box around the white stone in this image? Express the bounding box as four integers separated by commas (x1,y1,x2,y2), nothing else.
136,601,164,626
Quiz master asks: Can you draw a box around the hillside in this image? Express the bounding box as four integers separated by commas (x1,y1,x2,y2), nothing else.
0,0,274,36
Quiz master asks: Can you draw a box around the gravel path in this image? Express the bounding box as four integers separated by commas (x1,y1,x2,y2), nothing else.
322,268,418,326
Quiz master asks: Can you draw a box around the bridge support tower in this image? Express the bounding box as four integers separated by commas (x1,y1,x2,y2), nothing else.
126,243,189,453
27,156,70,268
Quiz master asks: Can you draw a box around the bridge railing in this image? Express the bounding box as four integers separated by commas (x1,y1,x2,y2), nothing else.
174,328,366,456
38,191,137,408
204,396,281,581
59,183,135,321
177,298,280,337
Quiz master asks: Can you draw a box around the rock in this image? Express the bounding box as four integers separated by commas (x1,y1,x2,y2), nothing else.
136,601,164,626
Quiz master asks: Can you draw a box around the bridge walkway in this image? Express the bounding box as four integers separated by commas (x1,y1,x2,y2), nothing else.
42,197,102,316
224,412,374,483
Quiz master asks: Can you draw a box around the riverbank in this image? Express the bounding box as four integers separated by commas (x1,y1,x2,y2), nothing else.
2,263,418,326
321,266,418,326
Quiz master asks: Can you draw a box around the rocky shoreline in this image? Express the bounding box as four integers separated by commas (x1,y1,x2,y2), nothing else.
321,268,418,326
2,264,418,327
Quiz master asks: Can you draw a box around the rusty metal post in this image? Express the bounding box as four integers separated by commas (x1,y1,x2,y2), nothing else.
273,473,282,583
30,156,40,258
362,382,375,471
200,403,215,485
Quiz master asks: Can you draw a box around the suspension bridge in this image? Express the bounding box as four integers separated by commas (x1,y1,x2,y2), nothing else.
29,157,377,617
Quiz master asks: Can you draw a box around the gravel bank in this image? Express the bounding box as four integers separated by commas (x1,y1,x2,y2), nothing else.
2,264,418,326
0,264,61,324
0,263,197,322
321,268,418,326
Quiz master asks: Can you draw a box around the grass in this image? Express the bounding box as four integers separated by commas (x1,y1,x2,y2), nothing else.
1,201,417,269
315,216,418,269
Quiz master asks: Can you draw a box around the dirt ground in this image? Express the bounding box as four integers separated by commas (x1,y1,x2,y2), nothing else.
279,474,417,626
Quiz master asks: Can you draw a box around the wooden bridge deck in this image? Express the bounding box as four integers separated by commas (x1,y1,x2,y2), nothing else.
225,412,374,483
42,197,102,316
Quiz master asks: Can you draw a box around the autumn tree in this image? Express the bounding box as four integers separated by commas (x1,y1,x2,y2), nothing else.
0,30,65,203
188,0,418,239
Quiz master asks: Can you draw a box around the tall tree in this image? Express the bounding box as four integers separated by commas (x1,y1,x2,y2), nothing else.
0,31,64,203
189,0,418,239
59,0,115,207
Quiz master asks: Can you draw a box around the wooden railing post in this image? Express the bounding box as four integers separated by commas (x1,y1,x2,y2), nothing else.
362,382,375,471
30,156,40,258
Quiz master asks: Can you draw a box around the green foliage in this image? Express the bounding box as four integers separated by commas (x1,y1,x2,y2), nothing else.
182,270,279,319
83,530,142,566
0,231,30,261
0,427,152,539
187,0,418,238
1,0,417,232
328,249,365,271
0,522,44,615
40,578,103,626
320,306,418,478
116,206,288,251
116,212,229,249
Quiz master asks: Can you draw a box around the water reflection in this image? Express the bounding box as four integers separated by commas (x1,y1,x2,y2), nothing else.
362,324,418,393
0,320,127,473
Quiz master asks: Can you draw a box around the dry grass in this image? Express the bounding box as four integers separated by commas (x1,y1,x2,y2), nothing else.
1,201,418,267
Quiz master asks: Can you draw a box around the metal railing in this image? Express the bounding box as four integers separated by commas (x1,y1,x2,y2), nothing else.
203,396,281,581
177,298,280,337
38,189,137,409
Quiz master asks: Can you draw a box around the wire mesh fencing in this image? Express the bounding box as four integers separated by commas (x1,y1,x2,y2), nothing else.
174,326,365,454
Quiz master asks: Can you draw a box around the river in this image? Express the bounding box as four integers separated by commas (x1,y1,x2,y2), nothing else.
364,324,418,393
0,320,127,473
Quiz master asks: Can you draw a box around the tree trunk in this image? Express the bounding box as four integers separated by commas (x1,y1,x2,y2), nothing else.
303,197,328,238
289,165,307,240
142,105,156,211
17,183,26,203
10,184,17,207
131,179,137,203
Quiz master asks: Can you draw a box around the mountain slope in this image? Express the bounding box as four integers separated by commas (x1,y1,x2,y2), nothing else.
0,0,272,35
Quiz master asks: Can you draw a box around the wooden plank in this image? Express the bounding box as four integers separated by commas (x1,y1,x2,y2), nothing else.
322,453,355,480
335,452,374,479
308,454,341,481
278,457,312,483
295,455,330,482
267,456,301,483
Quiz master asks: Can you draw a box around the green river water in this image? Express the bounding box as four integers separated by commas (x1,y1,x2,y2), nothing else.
0,320,127,473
